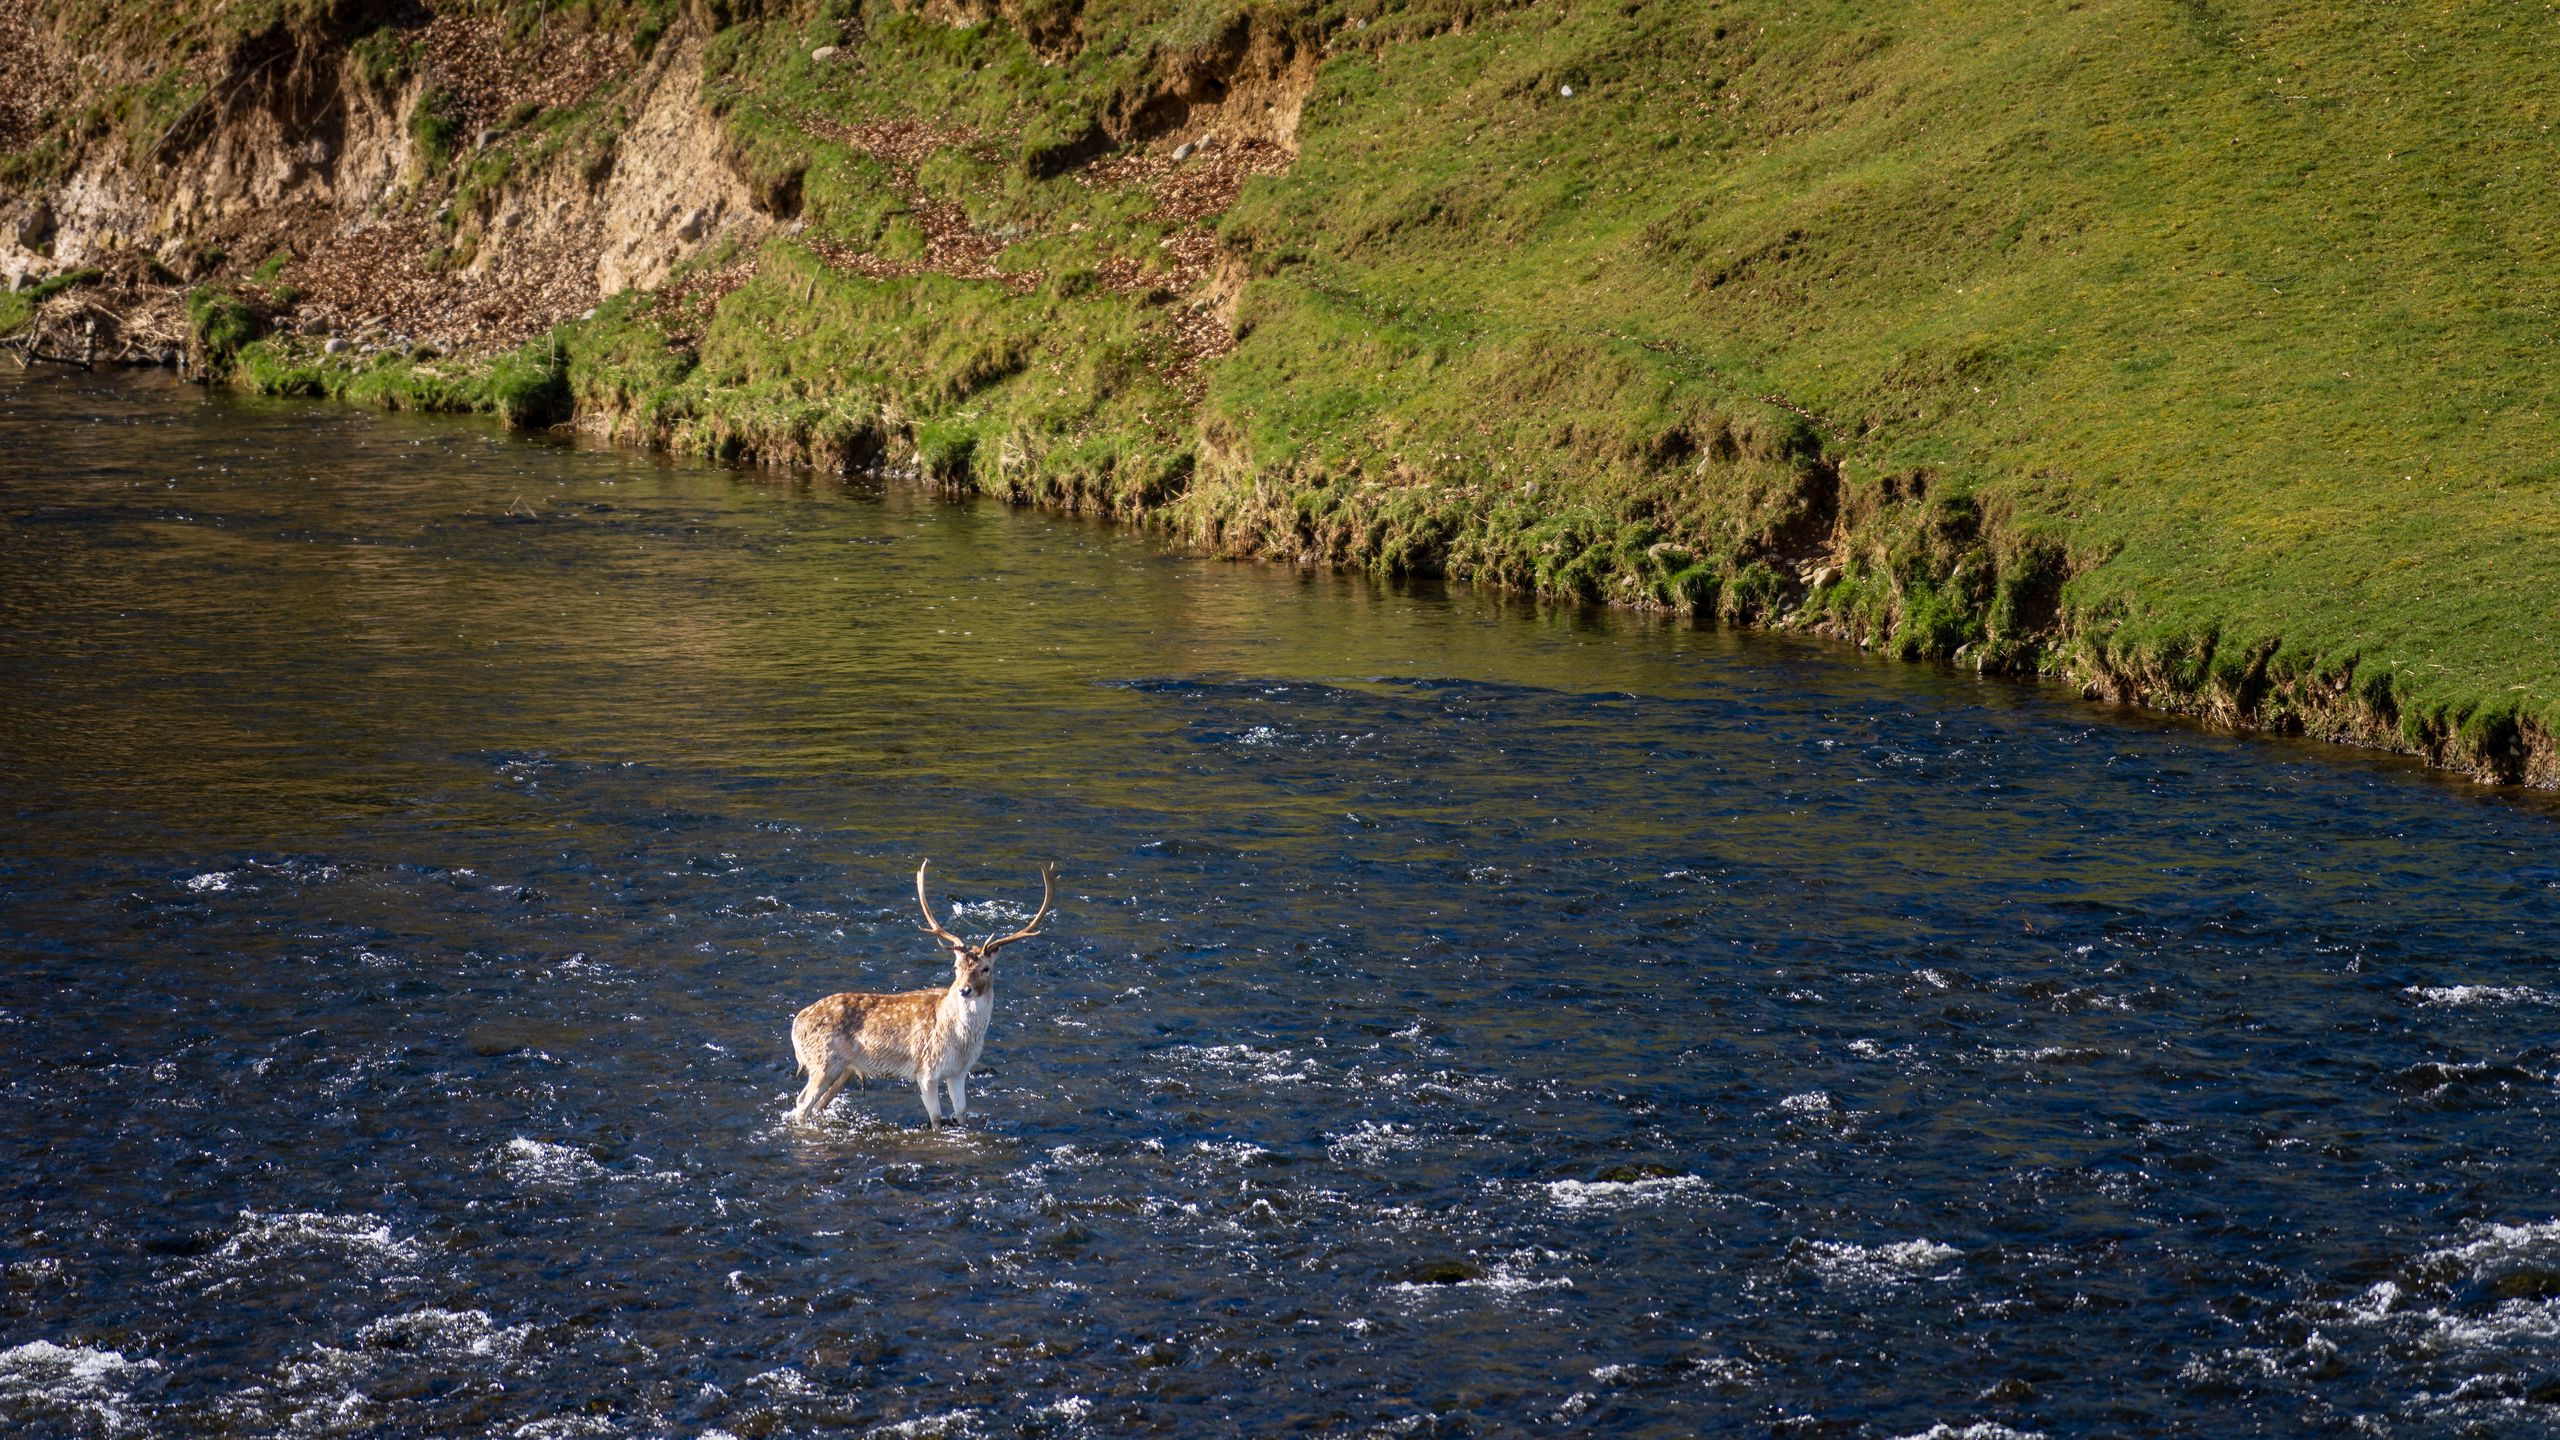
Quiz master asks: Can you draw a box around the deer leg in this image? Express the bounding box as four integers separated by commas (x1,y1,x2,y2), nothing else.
790,1061,830,1121
915,1074,943,1127
946,1072,968,1125
820,1063,862,1113
796,1059,855,1122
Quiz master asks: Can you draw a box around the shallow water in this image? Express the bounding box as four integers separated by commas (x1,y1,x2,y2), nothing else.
3,368,2559,1439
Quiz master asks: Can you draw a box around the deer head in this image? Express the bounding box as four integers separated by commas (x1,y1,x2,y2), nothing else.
915,859,1055,997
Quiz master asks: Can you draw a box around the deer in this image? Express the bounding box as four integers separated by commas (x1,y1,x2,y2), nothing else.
788,859,1055,1128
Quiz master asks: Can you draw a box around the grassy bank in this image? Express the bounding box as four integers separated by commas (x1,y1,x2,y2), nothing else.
28,0,2556,782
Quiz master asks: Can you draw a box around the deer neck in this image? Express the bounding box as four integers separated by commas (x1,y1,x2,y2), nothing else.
939,979,993,1035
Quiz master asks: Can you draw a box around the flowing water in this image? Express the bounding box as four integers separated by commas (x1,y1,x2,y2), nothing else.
4,368,2559,1439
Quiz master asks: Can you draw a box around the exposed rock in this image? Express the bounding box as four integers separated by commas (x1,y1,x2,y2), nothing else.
810,45,839,62
673,209,707,243
12,196,53,249
324,337,349,354
1171,141,1195,162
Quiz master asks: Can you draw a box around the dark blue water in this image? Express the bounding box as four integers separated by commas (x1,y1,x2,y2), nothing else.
4,368,2559,1439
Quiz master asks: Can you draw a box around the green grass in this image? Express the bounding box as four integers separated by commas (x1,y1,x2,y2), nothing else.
1182,0,2560,773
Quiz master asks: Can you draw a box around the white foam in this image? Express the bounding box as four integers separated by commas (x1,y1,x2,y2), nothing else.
1541,1175,1716,1211
1165,1043,1318,1085
183,871,232,893
1989,1045,2116,1064
355,1308,530,1361
1892,1426,2047,1440
745,1367,825,1398
1690,1354,1758,1384
865,1408,986,1438
499,1138,606,1187
948,896,1040,927
2423,1218,2560,1285
1389,1268,1574,1299
2345,1280,2402,1323
0,1341,161,1436
1800,1237,1961,1285
1328,1121,1424,1166
1778,1091,1833,1114
2428,1298,2560,1350
1388,1251,1574,1300
512,1420,620,1439
287,1389,368,1430
2404,984,2551,1008
1189,1140,1270,1167
180,1210,424,1285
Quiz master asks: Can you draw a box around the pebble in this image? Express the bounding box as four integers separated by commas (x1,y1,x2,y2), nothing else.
811,45,838,62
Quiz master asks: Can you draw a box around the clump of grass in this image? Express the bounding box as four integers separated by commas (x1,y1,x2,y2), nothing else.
408,88,462,175
185,287,262,369
349,24,420,92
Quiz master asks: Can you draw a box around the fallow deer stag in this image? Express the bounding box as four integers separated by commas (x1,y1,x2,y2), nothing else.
789,859,1055,1127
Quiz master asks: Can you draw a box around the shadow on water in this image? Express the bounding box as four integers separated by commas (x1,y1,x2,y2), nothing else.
4,367,2560,1437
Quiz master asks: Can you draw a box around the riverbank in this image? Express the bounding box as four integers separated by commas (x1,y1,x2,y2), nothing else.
5,0,2554,787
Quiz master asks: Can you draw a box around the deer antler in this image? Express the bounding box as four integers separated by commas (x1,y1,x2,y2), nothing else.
978,862,1056,954
915,859,968,950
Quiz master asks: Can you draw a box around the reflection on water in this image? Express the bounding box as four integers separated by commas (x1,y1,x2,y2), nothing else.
3,368,2559,1438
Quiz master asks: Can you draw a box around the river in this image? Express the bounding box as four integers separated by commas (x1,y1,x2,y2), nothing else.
4,367,2559,1437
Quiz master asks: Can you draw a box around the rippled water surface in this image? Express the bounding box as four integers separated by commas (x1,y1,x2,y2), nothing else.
5,369,2560,1438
